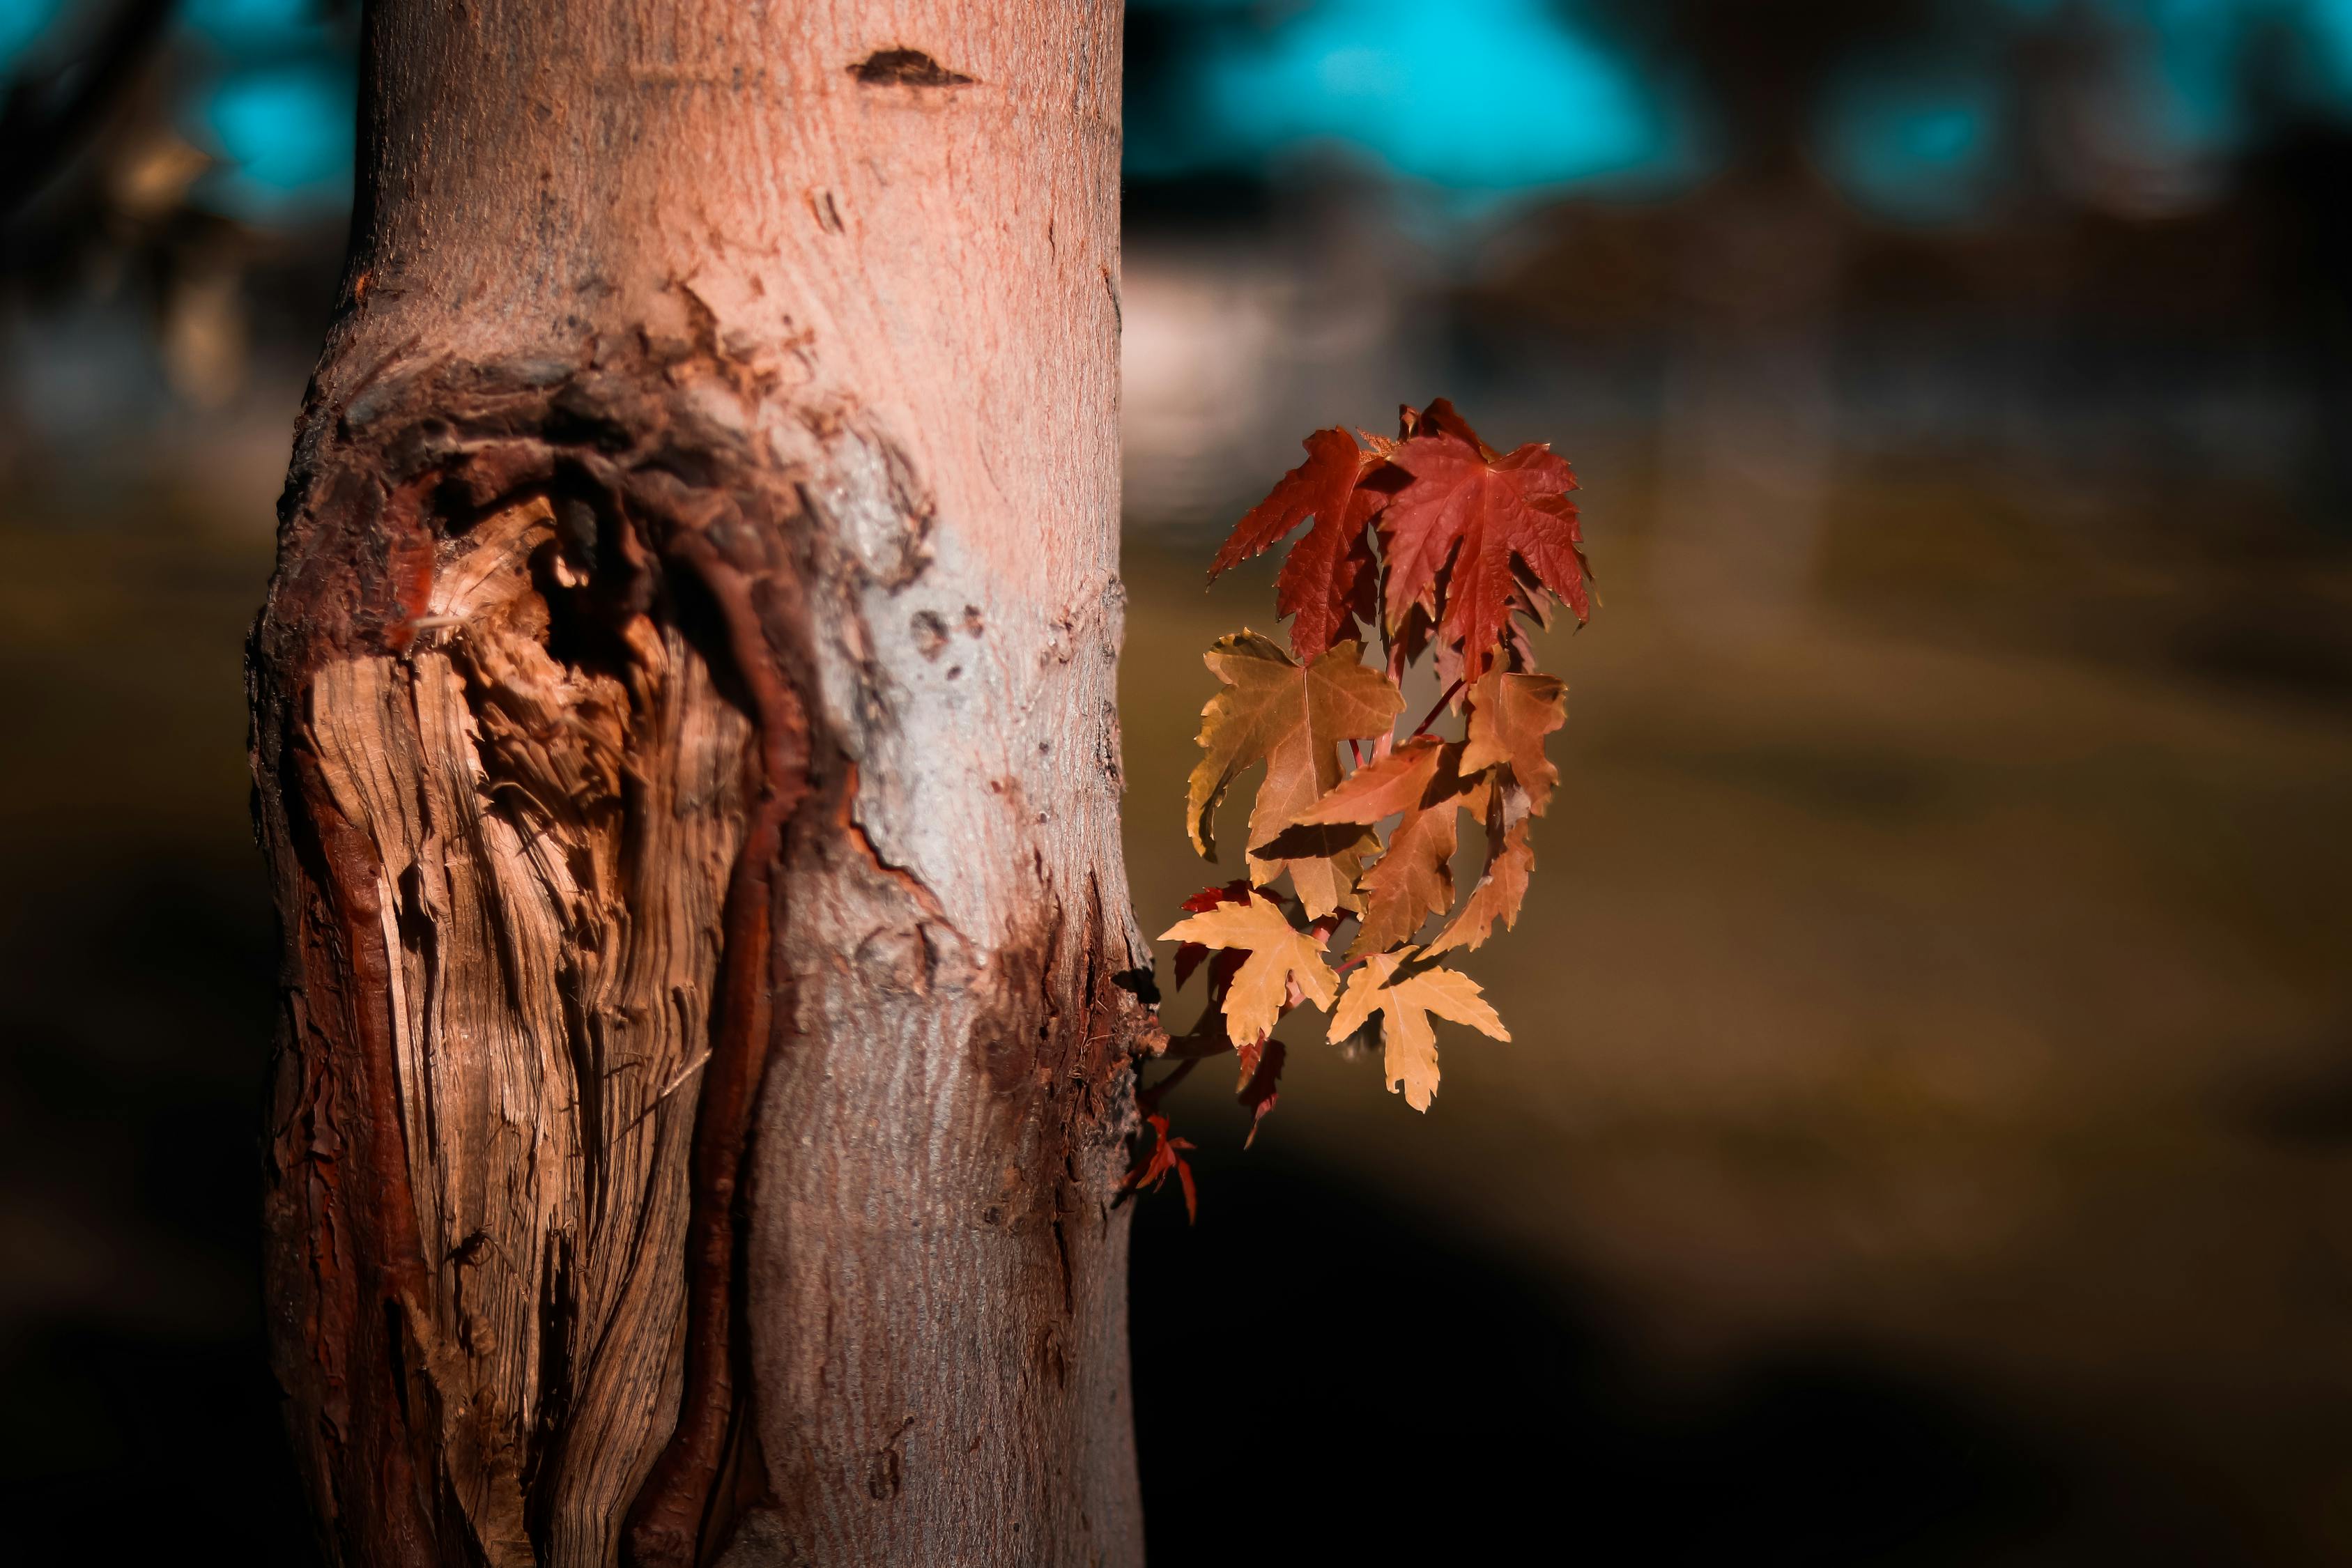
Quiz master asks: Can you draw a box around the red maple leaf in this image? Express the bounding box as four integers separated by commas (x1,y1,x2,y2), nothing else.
1178,882,1252,914
1208,426,1392,662
1123,1111,1198,1222
1381,406,1588,681
1404,397,1491,454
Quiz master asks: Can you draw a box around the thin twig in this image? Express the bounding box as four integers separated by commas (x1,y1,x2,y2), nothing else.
1137,1055,1202,1109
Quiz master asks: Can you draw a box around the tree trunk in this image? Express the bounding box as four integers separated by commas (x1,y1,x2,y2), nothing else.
249,6,1148,1566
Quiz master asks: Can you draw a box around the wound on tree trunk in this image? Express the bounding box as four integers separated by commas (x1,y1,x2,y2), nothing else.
249,6,1150,1566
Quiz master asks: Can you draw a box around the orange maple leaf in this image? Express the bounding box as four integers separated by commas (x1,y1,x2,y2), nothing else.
1461,669,1567,815
1417,668,1566,955
1284,737,1477,958
1422,813,1534,958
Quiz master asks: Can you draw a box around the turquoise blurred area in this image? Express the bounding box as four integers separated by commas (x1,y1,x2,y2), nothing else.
1125,0,1692,198
0,0,66,73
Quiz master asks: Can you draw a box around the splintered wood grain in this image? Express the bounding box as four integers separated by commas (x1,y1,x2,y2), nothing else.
305,502,751,1568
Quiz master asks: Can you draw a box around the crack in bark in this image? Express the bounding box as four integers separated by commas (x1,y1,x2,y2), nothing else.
621,533,812,1568
282,737,445,1567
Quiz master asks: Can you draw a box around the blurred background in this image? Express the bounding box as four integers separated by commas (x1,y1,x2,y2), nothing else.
3,1,2349,1562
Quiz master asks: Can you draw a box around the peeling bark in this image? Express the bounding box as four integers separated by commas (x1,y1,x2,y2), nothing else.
250,6,1147,1565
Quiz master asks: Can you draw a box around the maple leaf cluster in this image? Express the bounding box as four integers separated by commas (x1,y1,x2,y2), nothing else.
1128,400,1590,1217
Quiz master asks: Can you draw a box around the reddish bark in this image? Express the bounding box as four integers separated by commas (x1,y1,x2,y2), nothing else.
251,6,1148,1565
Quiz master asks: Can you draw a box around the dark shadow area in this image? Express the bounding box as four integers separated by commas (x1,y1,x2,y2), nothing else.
0,1317,314,1565
1130,1146,2247,1567
0,847,314,1567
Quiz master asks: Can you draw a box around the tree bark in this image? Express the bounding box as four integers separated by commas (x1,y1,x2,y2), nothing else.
249,6,1148,1566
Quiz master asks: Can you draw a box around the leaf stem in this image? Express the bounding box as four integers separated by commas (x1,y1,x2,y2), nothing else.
1408,679,1465,739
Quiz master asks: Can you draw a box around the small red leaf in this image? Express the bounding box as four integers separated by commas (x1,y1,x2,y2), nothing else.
1210,428,1406,662
1274,495,1379,661
1235,1036,1287,1147
1413,396,1495,457
1123,1111,1199,1222
1210,426,1360,580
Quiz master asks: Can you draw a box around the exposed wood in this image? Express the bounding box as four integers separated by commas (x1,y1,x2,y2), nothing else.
249,6,1148,1565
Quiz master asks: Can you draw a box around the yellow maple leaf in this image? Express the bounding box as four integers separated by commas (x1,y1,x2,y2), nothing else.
1158,890,1340,1047
1325,951,1508,1112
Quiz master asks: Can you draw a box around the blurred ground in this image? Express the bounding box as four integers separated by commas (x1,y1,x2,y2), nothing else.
3,424,2345,1562
1122,445,2352,1562
0,477,303,1560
